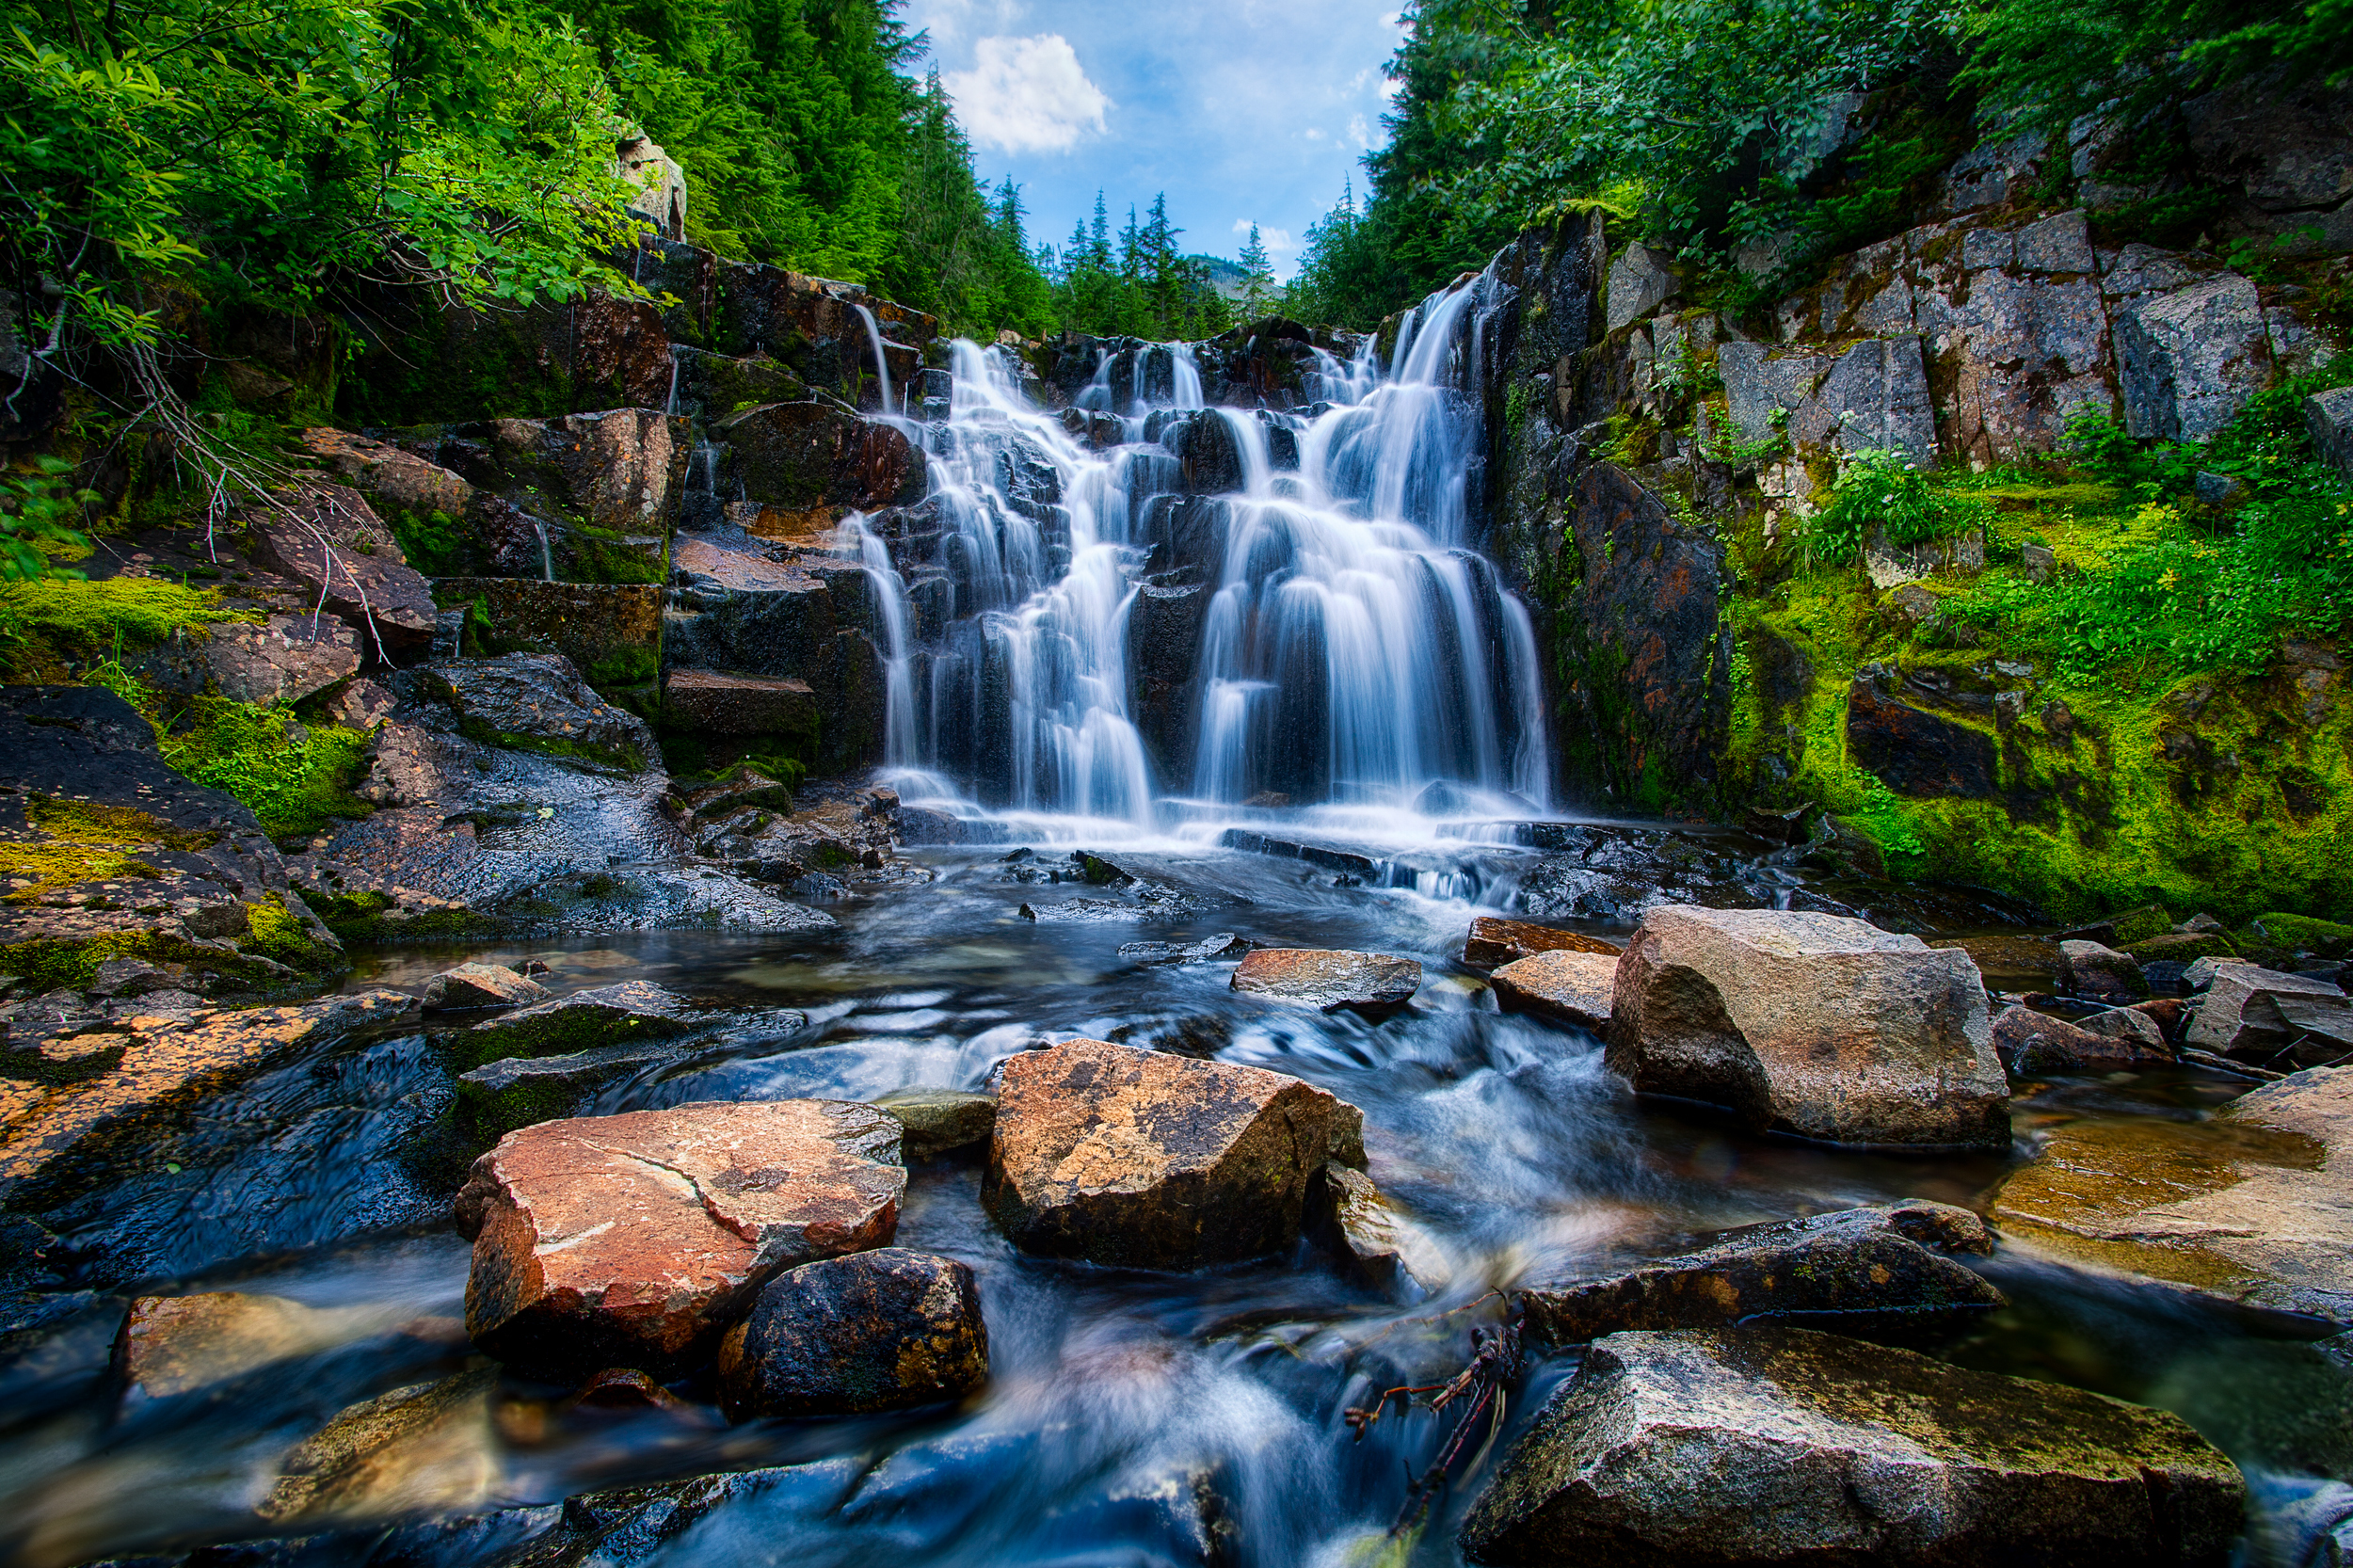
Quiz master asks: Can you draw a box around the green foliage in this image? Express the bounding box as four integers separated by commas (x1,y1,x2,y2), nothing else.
0,575,253,678
1790,449,1993,568
157,699,374,838
1044,190,1234,340
1,458,95,580
386,509,468,578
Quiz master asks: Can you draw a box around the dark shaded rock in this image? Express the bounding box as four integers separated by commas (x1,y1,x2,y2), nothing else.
427,580,664,691
720,401,926,532
1520,1201,2002,1348
717,1248,986,1417
138,612,363,707
984,1038,1365,1270
873,1088,995,1159
1305,1163,1450,1293
421,962,549,1012
455,1099,904,1378
1993,1004,2170,1075
2078,1004,2170,1053
242,483,439,656
663,668,817,736
2058,939,2150,1001
1230,949,1421,1012
1608,906,2009,1149
452,981,697,1068
1464,917,1623,969
1846,672,1999,798
421,654,655,769
1491,949,1619,1031
455,1039,687,1144
1460,1325,2245,1566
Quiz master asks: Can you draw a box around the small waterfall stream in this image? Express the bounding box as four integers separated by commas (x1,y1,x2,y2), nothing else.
870,274,1549,831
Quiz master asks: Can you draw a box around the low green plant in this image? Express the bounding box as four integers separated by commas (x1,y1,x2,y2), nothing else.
1790,450,1993,569
157,700,373,839
1,458,95,581
0,576,254,678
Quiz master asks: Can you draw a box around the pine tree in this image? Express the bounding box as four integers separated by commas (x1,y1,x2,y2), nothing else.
1238,223,1273,320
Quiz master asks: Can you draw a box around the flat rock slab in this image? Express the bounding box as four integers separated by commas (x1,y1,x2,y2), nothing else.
1461,1325,2245,1566
718,1248,986,1417
873,1088,996,1159
984,1038,1366,1270
1993,1064,2353,1322
1607,906,2008,1149
1230,949,1421,1012
2188,962,2350,1065
0,989,418,1202
422,962,549,1012
1492,950,1619,1032
454,980,697,1067
1464,917,1622,969
455,1040,689,1144
1519,1201,2002,1348
455,1099,905,1377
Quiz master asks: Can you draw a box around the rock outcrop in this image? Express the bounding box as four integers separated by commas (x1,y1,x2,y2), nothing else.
1993,1064,2353,1322
1606,906,2009,1149
1229,949,1422,1012
1460,1325,2245,1565
1519,1201,2001,1347
1993,1004,2170,1076
717,1248,987,1417
984,1038,1366,1270
455,1099,905,1376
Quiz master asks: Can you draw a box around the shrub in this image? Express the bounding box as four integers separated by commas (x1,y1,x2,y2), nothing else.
1791,450,1994,569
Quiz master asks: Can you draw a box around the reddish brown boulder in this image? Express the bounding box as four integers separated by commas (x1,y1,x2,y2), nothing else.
1465,917,1622,969
984,1038,1366,1269
243,483,438,653
663,669,819,736
1231,949,1420,1012
720,402,926,536
1492,950,1620,1032
456,1099,904,1377
1994,1005,2170,1076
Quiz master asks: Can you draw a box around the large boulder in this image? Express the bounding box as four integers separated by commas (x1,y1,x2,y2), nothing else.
420,653,656,770
1463,916,1622,968
420,962,548,1012
716,1248,987,1417
454,1099,905,1377
2058,939,2149,1002
1993,1064,2353,1322
1230,949,1421,1012
1607,906,2009,1149
1459,1325,2244,1565
241,482,438,655
138,612,363,707
1519,1201,2001,1348
2187,962,2351,1064
427,580,664,689
984,1038,1366,1270
1993,1004,2169,1076
1491,949,1618,1032
719,401,926,536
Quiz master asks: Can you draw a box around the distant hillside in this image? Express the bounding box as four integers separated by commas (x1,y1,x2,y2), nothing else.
1193,255,1250,301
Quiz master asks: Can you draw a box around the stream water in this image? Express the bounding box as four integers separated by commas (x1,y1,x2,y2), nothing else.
1,287,2345,1567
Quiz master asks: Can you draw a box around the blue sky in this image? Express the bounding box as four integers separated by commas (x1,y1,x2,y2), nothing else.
899,1,1409,280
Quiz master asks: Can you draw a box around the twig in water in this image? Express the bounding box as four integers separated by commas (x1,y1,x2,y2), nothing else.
1344,1302,1524,1538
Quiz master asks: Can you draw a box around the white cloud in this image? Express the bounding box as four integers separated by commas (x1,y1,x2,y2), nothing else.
942,34,1112,153
1348,114,1374,149
1304,126,1325,141
1260,227,1296,253
902,0,1025,52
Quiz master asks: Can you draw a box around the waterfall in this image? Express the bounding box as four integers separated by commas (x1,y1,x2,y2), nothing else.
533,518,552,582
853,303,896,417
870,269,1549,823
664,346,681,416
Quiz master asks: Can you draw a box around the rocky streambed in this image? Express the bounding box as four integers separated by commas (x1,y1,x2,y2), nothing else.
2,797,2351,1568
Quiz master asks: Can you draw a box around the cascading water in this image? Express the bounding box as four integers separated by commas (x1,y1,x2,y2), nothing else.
876,273,1548,826
853,302,896,417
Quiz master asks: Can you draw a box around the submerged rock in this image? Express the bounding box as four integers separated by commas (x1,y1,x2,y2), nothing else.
1229,949,1421,1012
1459,1325,2244,1566
452,980,697,1067
1607,906,2008,1149
984,1038,1365,1270
1305,1163,1450,1293
1993,1064,2353,1322
116,1291,439,1401
1993,1004,2169,1076
1490,949,1618,1032
717,1248,987,1417
421,962,550,1012
1462,916,1622,969
1518,1201,2002,1348
1117,933,1254,965
455,1099,904,1377
873,1088,996,1159
257,1367,500,1528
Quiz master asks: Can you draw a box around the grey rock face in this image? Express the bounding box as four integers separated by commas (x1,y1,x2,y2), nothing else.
1606,243,1681,332
2057,939,2149,1002
2118,274,2274,441
1719,342,1829,445
1460,1325,2245,1566
423,653,656,769
141,613,362,707
1607,906,2009,1149
2187,963,2351,1060
1520,1201,2000,1348
2309,386,2353,481
1787,335,1936,459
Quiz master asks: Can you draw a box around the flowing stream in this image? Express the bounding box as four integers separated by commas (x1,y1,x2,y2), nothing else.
0,287,2345,1568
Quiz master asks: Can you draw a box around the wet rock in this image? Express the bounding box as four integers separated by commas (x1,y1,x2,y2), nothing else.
873,1088,996,1159
1,990,417,1202
717,1248,986,1417
662,668,817,736
1017,898,1160,923
257,1366,500,1527
2187,962,2351,1063
2078,1004,2170,1053
720,401,926,532
140,612,363,707
455,1099,905,1376
1230,949,1421,1013
323,677,398,732
1608,906,2009,1149
422,653,655,770
427,578,664,689
2058,939,2149,1001
1118,933,1254,965
984,1037,1366,1270
452,980,697,1067
1993,1064,2353,1321
421,962,549,1012
1519,1201,2001,1348
241,482,439,654
1462,916,1622,969
677,766,797,823
1993,1004,2169,1075
1460,1325,2245,1566
1490,950,1618,1032
1305,1163,1450,1293
455,1039,687,1144
116,1291,430,1400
